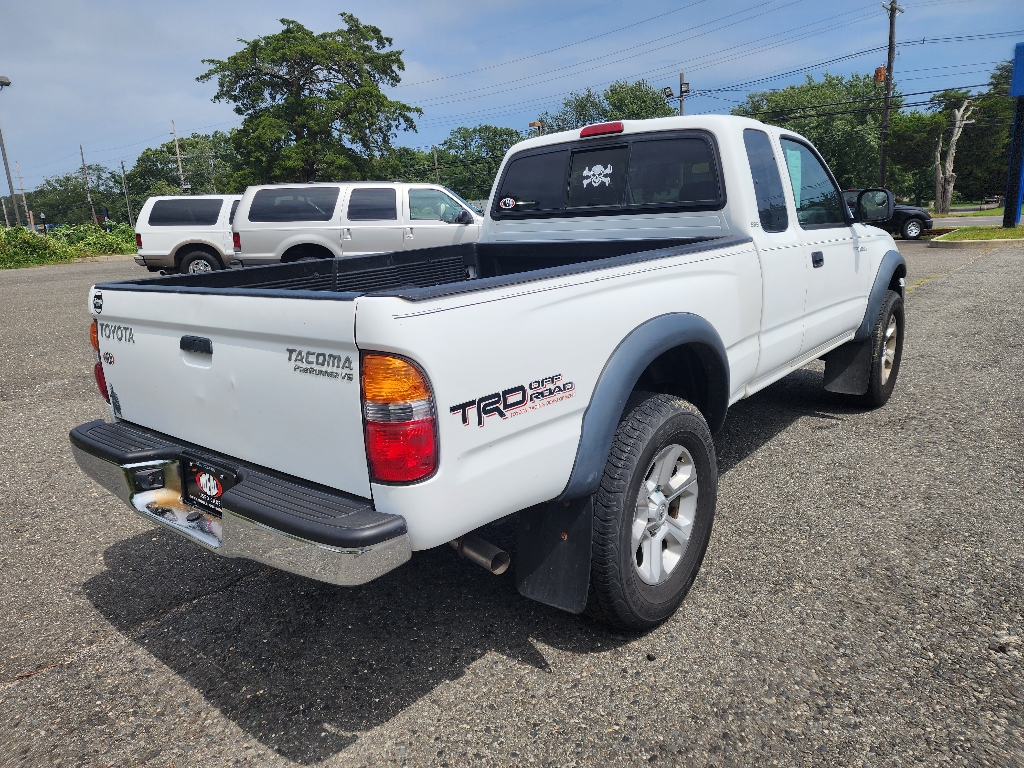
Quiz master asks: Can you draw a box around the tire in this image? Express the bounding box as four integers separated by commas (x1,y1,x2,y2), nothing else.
586,392,718,630
859,289,904,408
179,251,222,274
901,217,924,240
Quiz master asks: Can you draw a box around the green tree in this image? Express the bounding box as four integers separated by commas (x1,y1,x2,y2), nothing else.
537,79,676,132
197,13,421,184
376,125,524,201
886,110,944,205
931,62,1013,201
732,73,892,188
20,165,127,226
126,131,240,209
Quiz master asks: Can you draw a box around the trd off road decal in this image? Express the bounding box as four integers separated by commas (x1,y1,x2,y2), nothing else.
286,348,354,381
97,322,135,343
450,373,575,427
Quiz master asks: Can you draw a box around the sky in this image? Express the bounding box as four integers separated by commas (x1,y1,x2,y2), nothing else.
0,0,1020,192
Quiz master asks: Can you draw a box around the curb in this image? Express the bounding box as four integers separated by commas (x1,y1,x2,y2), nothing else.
928,238,1024,249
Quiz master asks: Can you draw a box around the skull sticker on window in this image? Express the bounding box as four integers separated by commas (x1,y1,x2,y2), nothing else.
582,165,613,188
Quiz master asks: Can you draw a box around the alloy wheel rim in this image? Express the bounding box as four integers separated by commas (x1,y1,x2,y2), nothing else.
188,259,213,274
906,221,921,237
632,444,698,586
881,314,898,385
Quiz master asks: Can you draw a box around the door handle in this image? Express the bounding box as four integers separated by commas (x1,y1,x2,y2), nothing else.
811,251,824,268
180,336,212,354
342,228,352,241
404,227,414,240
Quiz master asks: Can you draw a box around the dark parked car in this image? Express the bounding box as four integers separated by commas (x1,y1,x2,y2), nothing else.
843,189,932,240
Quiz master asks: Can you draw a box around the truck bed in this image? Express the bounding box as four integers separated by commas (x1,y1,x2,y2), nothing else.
98,237,748,300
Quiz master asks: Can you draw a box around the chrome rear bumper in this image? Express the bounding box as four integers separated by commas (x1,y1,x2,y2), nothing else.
70,424,410,586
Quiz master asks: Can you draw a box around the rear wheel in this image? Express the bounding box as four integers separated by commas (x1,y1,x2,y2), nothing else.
901,218,924,240
586,393,717,630
179,251,222,274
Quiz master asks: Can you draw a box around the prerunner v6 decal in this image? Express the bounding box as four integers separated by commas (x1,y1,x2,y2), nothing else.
450,373,575,427
286,348,355,381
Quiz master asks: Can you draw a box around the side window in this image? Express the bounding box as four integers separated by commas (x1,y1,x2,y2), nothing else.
347,188,398,221
742,130,788,233
148,198,223,226
627,137,721,205
248,187,340,222
567,146,629,208
779,139,846,227
229,199,240,225
409,188,465,222
493,150,569,213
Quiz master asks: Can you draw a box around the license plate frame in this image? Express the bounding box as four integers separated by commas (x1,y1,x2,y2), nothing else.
180,457,238,516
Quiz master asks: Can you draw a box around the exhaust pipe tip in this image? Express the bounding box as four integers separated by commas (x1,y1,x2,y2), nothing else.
450,534,510,575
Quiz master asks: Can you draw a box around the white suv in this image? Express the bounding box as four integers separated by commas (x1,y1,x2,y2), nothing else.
134,195,242,273
232,182,481,265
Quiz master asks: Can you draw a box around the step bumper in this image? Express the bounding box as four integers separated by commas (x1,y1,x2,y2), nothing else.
69,420,410,586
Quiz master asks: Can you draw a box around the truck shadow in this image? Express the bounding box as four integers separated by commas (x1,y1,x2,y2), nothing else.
83,366,862,764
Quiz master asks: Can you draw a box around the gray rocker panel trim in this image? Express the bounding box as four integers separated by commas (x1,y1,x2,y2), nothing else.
558,312,729,501
854,249,906,342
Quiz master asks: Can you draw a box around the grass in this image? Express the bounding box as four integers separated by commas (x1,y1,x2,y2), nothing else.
934,226,1024,241
930,204,1022,218
0,223,136,269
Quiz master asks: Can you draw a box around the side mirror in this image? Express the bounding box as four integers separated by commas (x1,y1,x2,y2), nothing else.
856,188,894,223
455,209,474,225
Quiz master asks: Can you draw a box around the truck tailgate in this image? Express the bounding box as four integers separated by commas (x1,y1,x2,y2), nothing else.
90,286,369,498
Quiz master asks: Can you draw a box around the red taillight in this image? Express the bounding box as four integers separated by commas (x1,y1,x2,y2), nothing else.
90,320,108,402
232,232,241,251
365,419,436,482
580,121,624,138
94,362,110,403
135,233,142,249
362,353,438,483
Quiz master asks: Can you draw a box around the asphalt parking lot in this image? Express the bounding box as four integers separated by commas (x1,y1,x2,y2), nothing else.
1,242,1021,767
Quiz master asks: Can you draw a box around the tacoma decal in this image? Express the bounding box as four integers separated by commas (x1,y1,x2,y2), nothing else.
450,373,575,427
286,348,354,381
98,322,134,343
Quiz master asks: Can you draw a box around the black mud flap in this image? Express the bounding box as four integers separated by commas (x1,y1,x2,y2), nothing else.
823,338,872,395
516,497,593,614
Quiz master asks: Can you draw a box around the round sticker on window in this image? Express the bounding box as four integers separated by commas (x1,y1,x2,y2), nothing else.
499,197,516,209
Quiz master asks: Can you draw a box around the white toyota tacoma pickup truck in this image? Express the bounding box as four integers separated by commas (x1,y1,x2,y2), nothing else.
71,116,906,629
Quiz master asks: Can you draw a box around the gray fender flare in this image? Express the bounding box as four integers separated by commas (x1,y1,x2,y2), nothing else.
558,312,729,501
824,249,907,394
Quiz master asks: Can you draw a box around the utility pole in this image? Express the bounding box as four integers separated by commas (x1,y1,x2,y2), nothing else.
877,0,904,187
432,146,440,184
14,160,29,223
1,197,9,227
0,75,22,227
79,145,98,225
209,154,217,194
678,73,690,116
120,160,134,227
172,120,186,191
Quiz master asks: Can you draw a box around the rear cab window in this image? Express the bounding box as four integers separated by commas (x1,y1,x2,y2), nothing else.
248,187,340,222
148,198,223,227
492,131,724,219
